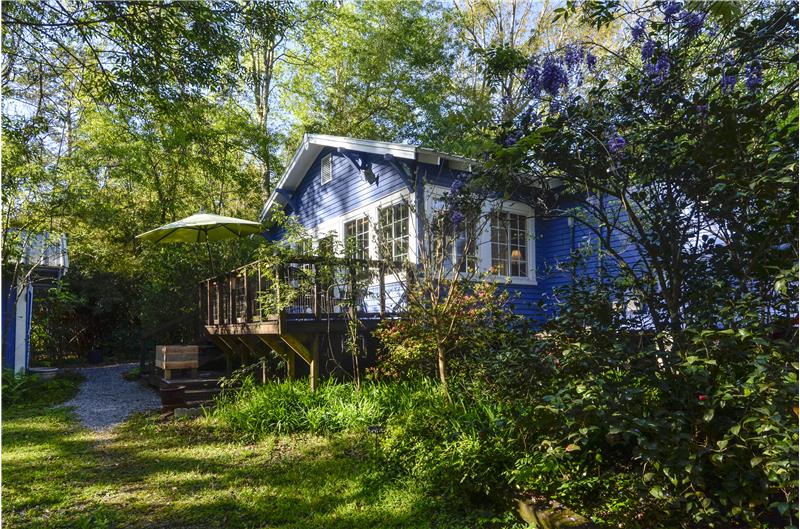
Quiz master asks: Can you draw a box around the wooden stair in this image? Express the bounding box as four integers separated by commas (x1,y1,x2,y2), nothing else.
149,371,224,408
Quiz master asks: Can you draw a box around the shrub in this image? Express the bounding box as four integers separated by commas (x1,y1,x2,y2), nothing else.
2,369,84,409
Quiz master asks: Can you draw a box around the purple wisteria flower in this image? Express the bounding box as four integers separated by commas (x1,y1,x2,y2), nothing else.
631,19,647,42
723,53,735,65
520,107,542,129
524,60,541,94
721,73,737,93
503,129,523,147
661,1,682,24
650,53,671,84
644,51,670,85
541,56,568,96
449,178,465,194
682,11,706,35
745,62,763,92
586,51,597,71
607,133,626,155
642,40,657,61
450,210,465,226
696,103,709,115
564,44,584,70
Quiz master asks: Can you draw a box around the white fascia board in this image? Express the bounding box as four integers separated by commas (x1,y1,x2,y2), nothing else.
260,134,317,221
307,134,418,161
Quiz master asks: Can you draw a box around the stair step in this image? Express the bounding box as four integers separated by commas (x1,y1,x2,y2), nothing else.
183,389,220,402
185,399,214,408
184,387,221,394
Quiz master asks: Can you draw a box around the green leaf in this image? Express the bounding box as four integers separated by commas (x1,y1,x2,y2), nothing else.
565,443,581,452
750,457,762,467
703,408,715,422
649,485,665,499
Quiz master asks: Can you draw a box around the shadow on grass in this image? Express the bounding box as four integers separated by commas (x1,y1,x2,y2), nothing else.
3,410,477,529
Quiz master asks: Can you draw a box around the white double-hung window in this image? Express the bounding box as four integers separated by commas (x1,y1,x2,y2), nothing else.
378,203,409,262
490,212,529,278
344,217,370,260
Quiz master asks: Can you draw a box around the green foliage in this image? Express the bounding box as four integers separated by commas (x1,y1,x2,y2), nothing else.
2,370,35,407
2,370,83,410
375,281,530,382
211,378,407,438
448,4,800,527
3,402,478,529
281,0,461,149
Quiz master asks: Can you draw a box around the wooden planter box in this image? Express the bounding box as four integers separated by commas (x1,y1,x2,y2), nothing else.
155,345,199,380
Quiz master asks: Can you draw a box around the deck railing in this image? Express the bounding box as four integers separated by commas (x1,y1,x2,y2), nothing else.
199,256,404,327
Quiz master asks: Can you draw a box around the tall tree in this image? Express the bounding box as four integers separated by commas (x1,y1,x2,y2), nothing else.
240,0,300,198
280,0,458,149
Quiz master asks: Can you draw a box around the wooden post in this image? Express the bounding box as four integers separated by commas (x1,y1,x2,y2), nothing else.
244,268,252,323
206,279,212,324
215,279,221,325
274,264,281,316
257,335,295,381
287,350,296,380
256,263,262,321
313,263,320,319
310,334,320,392
228,274,235,324
379,262,386,317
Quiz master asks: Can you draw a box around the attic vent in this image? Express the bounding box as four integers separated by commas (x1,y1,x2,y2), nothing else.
321,154,332,185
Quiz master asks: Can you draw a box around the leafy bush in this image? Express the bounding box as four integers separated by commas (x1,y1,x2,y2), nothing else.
3,369,84,409
2,369,35,407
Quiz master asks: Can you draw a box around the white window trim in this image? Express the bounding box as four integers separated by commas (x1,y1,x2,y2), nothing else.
312,190,415,286
425,184,537,285
331,189,416,262
481,201,537,285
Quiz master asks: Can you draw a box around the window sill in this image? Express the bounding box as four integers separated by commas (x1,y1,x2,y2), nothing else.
483,274,538,286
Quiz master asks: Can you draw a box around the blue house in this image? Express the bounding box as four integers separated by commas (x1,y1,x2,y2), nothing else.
200,134,625,387
2,232,69,374
258,134,612,318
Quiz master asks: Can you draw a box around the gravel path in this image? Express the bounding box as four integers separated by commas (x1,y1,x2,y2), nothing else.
63,363,161,431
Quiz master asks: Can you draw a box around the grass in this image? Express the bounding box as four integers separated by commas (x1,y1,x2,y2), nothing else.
210,378,439,437
2,375,495,529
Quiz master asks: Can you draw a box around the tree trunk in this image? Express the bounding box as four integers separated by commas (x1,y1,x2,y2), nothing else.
436,342,447,387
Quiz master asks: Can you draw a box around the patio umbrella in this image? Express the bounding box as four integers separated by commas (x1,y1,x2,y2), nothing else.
136,212,262,274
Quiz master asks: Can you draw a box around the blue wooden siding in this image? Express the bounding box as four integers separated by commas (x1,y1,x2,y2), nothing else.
2,281,17,370
289,149,410,231
1,282,33,372
272,150,472,234
502,195,642,322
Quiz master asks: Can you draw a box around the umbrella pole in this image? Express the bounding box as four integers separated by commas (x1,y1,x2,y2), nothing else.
206,238,215,276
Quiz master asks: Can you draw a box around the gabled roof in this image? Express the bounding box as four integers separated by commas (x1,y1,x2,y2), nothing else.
259,134,475,221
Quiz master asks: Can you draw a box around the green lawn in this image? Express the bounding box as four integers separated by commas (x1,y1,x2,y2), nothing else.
2,377,489,529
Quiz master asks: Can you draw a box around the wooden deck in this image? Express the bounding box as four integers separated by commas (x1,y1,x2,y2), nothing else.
197,256,401,389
